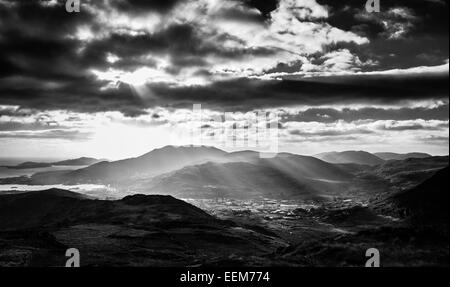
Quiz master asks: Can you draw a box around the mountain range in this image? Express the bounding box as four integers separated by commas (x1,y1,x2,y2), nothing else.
138,152,357,199
61,146,226,183
314,151,432,166
3,157,104,169
1,146,447,201
374,152,431,161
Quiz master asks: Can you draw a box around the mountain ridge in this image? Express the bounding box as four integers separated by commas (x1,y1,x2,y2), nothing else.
3,157,104,169
314,150,385,165
374,152,431,161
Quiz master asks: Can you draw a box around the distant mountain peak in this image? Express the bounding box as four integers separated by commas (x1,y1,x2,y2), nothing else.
315,150,384,166
143,145,226,155
57,145,229,183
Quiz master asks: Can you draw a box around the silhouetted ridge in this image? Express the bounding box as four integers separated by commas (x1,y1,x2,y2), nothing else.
0,188,284,267
0,189,217,230
121,194,182,205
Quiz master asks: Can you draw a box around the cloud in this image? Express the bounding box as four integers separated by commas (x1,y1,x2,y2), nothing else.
281,118,449,153
299,48,378,74
0,0,447,117
316,0,448,72
284,118,448,136
375,119,448,131
110,0,182,14
144,72,448,111
280,104,450,123
355,6,419,40
0,129,92,140
289,127,374,137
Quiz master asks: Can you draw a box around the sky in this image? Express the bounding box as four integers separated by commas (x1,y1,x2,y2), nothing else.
0,0,448,160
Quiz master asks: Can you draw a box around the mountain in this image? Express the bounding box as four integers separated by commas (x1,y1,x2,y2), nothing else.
314,151,385,166
392,166,449,224
3,157,103,169
5,161,53,169
374,152,431,161
0,189,283,266
225,150,260,162
373,166,449,230
279,166,450,267
136,162,321,199
56,148,353,186
31,146,227,184
2,147,359,200
262,153,351,181
53,157,104,166
133,154,352,199
368,156,449,190
4,147,446,202
0,188,210,230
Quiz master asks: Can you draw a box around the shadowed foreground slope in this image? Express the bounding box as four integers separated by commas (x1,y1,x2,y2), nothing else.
382,166,449,228
278,167,449,266
0,189,284,267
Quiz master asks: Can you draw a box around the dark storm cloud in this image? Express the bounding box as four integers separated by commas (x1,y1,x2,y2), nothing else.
316,0,449,71
82,23,277,72
281,105,450,123
241,0,279,17
0,76,146,116
1,70,448,114
0,0,448,117
147,73,449,111
317,0,448,38
0,0,147,116
0,0,95,78
0,0,281,115
85,24,202,58
110,0,182,13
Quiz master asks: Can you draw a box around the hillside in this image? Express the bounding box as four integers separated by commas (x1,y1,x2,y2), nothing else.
368,156,449,190
134,154,352,199
392,166,449,225
31,146,227,184
374,152,431,161
0,188,211,230
0,189,283,266
315,151,385,165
